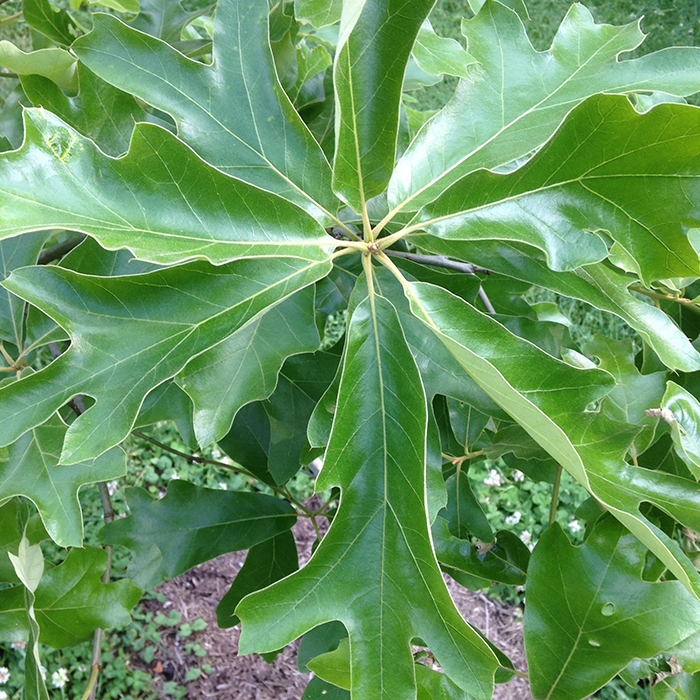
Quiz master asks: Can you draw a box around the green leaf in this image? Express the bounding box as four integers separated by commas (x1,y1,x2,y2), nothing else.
220,349,340,484
467,0,529,20
22,63,147,156
128,0,212,43
413,20,477,80
308,637,351,690
0,43,77,91
332,0,435,211
297,621,347,673
216,530,298,629
588,336,667,461
306,635,481,699
177,287,320,448
373,266,508,418
0,256,330,463
237,293,498,700
660,381,700,480
413,235,700,373
433,518,529,587
524,517,700,700
72,0,138,16
0,500,47,584
0,414,126,547
294,0,341,28
135,381,196,450
402,278,700,596
0,110,332,265
0,547,140,648
10,539,49,700
443,468,493,543
0,231,47,348
100,480,296,591
390,1,700,212
22,0,79,46
412,95,700,284
302,677,350,700
73,0,337,219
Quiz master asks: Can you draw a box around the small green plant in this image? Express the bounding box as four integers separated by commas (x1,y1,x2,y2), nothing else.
1,1,700,699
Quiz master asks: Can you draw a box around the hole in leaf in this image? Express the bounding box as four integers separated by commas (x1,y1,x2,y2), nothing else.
601,602,615,617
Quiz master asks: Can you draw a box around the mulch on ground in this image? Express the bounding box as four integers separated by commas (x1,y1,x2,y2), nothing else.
135,510,532,699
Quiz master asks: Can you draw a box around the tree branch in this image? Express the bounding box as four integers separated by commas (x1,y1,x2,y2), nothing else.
385,250,490,275
38,234,86,265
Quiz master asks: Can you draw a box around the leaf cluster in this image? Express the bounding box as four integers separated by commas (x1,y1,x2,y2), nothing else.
0,0,700,698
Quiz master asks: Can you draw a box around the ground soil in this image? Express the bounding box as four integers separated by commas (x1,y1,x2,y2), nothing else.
136,506,532,700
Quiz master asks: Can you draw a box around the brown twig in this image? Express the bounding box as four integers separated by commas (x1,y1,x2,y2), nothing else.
38,234,86,265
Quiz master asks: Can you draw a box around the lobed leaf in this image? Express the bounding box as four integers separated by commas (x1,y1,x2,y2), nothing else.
22,64,147,157
216,530,298,629
413,235,700,373
390,1,700,212
402,277,700,596
73,0,337,219
177,287,320,448
0,110,332,266
237,293,498,700
411,95,700,284
525,517,700,700
0,415,126,547
0,547,140,648
0,256,330,463
100,480,297,591
332,0,435,210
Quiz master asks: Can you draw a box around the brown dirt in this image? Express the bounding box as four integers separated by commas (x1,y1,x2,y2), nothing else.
135,511,532,699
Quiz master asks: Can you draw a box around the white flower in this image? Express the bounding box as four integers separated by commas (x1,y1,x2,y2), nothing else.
483,469,502,487
169,472,180,480
0,690,8,700
528,542,535,552
51,668,69,688
211,449,222,459
218,482,228,490
0,667,9,684
519,530,532,545
512,469,525,482
106,480,120,496
505,511,522,526
568,519,582,534
40,666,46,680
221,455,233,465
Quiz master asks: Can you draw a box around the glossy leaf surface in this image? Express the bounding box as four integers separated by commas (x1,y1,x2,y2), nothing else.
525,518,700,700
332,0,435,210
0,415,126,547
413,95,700,284
0,257,329,463
177,287,320,448
390,1,700,211
238,294,498,700
73,0,337,218
403,279,700,595
0,110,331,265
216,531,298,629
413,235,700,373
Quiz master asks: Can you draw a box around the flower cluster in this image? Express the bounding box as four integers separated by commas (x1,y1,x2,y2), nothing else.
483,469,502,487
51,668,69,689
505,511,522,526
